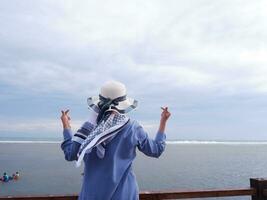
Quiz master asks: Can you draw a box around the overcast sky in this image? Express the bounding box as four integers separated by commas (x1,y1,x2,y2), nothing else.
0,0,267,141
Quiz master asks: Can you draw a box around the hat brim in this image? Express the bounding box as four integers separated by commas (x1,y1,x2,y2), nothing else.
87,96,138,114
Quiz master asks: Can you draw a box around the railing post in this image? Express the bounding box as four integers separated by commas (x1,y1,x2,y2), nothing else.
250,178,267,200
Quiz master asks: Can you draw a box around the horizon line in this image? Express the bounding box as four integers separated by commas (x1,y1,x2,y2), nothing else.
1,140,267,145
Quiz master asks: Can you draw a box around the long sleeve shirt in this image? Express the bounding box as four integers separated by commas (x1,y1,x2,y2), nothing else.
61,119,166,200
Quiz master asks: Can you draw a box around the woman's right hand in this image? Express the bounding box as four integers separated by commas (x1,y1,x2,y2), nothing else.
61,109,71,129
158,107,171,133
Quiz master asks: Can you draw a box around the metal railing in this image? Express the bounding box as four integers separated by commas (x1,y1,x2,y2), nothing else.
1,178,267,200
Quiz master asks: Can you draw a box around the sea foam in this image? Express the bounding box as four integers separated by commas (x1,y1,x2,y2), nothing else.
166,140,267,145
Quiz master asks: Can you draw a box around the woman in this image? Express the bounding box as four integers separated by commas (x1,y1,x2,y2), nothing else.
60,80,171,200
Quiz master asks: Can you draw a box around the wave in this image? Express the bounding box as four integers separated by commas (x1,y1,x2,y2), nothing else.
0,140,61,144
166,140,267,145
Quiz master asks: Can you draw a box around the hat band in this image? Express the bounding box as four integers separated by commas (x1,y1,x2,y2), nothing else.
87,95,137,114
99,94,127,104
96,94,127,124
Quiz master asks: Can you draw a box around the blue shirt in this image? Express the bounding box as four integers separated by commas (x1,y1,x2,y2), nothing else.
61,119,166,200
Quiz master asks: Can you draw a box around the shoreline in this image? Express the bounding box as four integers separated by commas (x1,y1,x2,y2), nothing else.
1,140,267,145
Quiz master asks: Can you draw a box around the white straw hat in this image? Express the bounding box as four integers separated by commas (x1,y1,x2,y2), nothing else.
87,80,138,114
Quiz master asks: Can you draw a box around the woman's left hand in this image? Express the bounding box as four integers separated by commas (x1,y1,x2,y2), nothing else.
160,107,171,122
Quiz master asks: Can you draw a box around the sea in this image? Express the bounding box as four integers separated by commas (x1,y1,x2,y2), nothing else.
1,139,267,200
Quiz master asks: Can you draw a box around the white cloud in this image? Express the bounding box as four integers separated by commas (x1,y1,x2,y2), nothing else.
0,117,159,138
0,118,83,134
0,61,101,94
0,0,267,96
132,64,215,88
1,0,267,140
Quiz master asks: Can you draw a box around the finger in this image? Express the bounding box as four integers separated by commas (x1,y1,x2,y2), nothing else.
61,110,64,115
161,107,167,111
65,109,70,114
68,116,71,120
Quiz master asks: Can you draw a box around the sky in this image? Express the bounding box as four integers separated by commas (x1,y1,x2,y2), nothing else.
0,0,267,141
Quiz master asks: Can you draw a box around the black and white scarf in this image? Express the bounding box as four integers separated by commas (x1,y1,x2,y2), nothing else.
75,112,129,167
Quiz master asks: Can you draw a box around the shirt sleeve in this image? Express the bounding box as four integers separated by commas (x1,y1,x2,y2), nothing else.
133,121,167,158
61,121,95,161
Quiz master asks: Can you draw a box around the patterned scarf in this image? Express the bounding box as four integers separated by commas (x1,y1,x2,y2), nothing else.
75,112,129,168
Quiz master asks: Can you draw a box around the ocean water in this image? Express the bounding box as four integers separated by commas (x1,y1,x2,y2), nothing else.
1,141,267,200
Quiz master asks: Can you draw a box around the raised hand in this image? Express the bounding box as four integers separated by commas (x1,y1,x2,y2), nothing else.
158,106,171,134
160,107,171,122
60,109,71,129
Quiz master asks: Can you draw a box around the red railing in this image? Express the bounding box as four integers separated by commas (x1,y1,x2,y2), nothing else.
1,178,267,200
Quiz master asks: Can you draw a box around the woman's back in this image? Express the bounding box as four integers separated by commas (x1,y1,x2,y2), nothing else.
62,119,166,200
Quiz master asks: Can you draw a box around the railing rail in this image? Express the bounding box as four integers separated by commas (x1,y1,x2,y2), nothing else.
140,188,256,199
1,178,267,200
